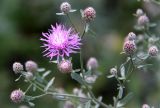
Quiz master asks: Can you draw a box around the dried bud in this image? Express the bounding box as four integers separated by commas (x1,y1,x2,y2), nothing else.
64,101,75,108
127,32,136,41
110,68,117,76
148,46,159,57
142,104,150,108
58,60,72,73
25,72,34,80
123,40,136,55
87,57,98,71
83,7,96,22
13,62,23,74
10,89,24,103
60,2,71,13
25,60,38,73
138,15,149,26
136,9,144,17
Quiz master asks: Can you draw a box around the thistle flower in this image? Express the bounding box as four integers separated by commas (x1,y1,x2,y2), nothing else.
41,24,81,60
123,40,136,55
148,46,159,57
25,60,38,73
82,7,96,22
58,60,72,73
10,89,24,103
13,62,23,74
87,57,98,71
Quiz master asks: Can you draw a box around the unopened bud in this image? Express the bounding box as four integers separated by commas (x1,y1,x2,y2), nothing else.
25,60,38,73
127,32,136,41
58,60,72,73
64,101,75,108
110,68,117,76
87,57,98,71
138,15,149,26
136,9,144,17
13,62,23,74
83,7,96,22
10,89,24,103
123,40,136,55
25,72,34,80
148,46,159,57
60,2,71,14
142,104,150,108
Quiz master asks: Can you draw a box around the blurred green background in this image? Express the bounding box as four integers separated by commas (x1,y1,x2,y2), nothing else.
1,0,160,108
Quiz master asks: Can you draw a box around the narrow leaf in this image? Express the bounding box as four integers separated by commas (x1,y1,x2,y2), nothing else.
44,77,55,92
42,70,51,79
71,72,84,85
120,64,125,79
117,92,134,107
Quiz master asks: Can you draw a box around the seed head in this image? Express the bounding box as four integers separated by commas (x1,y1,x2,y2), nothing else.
123,41,136,55
58,60,72,73
83,7,96,22
25,60,38,73
10,89,24,103
60,2,71,14
148,46,159,57
13,62,23,74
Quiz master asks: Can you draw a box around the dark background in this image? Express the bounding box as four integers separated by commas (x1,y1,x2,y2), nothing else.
1,0,160,108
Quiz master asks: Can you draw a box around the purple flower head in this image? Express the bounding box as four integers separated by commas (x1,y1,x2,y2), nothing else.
41,24,81,60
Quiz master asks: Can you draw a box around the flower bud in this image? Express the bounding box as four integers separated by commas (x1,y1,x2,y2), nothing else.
127,32,136,41
13,62,23,74
123,40,136,55
148,46,159,57
87,57,98,71
58,60,72,73
25,60,38,73
60,2,71,14
64,101,75,108
73,88,80,95
25,72,34,80
136,9,144,17
110,68,117,76
10,89,24,103
138,15,149,26
83,7,96,22
142,104,150,108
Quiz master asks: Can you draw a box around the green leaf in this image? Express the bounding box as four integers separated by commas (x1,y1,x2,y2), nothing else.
71,72,84,85
85,101,91,108
118,86,123,99
137,64,152,69
120,64,125,79
42,70,51,79
44,77,55,92
117,92,134,107
28,102,35,107
37,68,45,72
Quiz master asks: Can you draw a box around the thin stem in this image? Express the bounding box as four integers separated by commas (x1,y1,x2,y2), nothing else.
66,14,78,33
28,80,44,92
25,84,32,94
